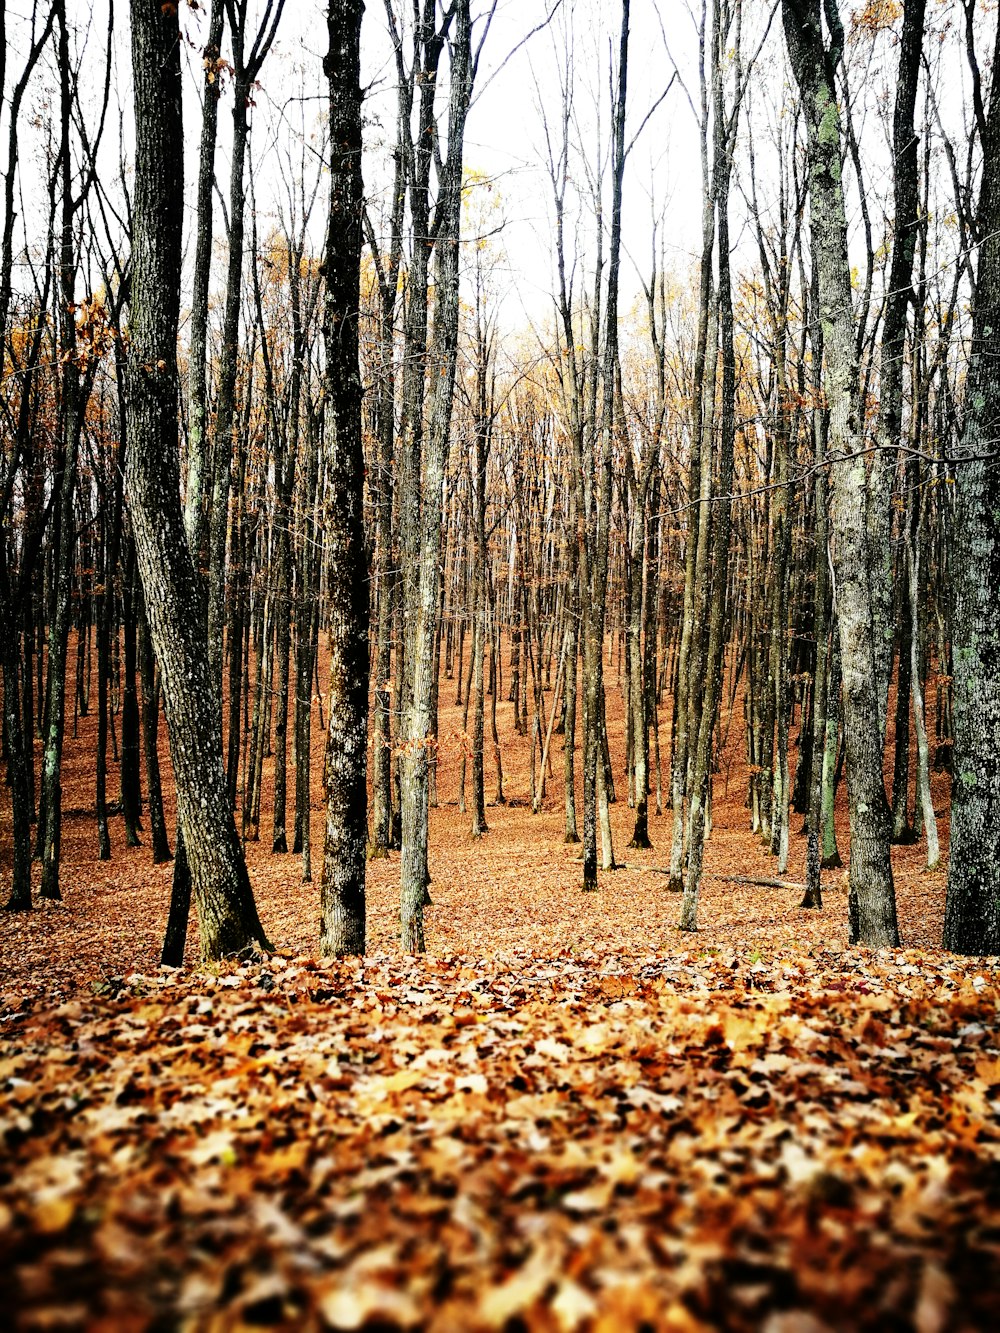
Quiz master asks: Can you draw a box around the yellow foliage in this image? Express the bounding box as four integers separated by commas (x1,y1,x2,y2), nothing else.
852,0,902,34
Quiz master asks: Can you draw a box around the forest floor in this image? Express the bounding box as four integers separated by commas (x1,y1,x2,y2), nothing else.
1,653,999,1331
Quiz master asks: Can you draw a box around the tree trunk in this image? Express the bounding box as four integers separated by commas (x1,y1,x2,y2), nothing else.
136,579,171,864
184,0,225,568
127,0,267,962
783,0,898,946
319,0,369,957
943,13,1000,953
2,634,32,910
400,0,475,950
868,0,926,735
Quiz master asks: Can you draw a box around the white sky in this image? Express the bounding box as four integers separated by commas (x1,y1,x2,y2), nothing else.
2,0,990,346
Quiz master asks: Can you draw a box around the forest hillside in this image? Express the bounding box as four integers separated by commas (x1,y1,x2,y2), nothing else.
3,0,1000,1326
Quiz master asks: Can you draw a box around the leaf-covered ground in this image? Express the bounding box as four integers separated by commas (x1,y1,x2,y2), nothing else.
3,946,999,1331
2,675,999,1329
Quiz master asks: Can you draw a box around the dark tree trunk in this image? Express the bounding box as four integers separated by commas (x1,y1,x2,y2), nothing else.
783,0,899,946
319,0,369,957
2,634,32,910
119,546,143,847
293,402,321,877
39,2,81,901
868,0,927,733
184,0,225,567
127,0,267,961
943,14,1000,955
136,578,171,864
161,825,191,967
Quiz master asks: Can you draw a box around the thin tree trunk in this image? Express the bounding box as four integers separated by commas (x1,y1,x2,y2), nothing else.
400,0,475,950
184,0,225,566
137,579,171,864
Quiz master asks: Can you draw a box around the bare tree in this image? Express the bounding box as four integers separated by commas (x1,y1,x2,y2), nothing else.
127,0,268,961
782,0,899,946
319,0,369,956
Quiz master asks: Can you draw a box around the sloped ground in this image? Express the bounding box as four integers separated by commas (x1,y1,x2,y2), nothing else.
2,663,999,1329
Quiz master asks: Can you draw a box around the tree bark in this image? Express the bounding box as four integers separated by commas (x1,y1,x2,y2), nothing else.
943,13,1000,954
399,0,476,950
319,0,369,957
783,0,899,946
127,0,268,962
184,0,225,567
868,0,926,735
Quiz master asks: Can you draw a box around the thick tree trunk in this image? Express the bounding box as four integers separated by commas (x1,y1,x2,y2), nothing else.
319,0,369,957
783,0,898,946
127,0,267,962
943,15,1000,954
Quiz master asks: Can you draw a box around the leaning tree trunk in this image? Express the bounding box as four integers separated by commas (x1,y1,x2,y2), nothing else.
783,0,899,946
126,0,268,962
319,0,369,957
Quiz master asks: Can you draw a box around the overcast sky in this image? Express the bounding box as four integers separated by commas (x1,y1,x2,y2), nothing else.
2,1,984,343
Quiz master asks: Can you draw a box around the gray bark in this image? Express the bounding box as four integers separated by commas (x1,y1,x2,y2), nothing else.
783,0,899,945
206,0,286,701
319,0,369,957
942,12,1000,954
184,0,225,565
868,0,926,736
399,0,478,950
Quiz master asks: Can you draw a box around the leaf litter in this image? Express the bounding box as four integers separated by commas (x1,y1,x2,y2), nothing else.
1,681,998,1329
